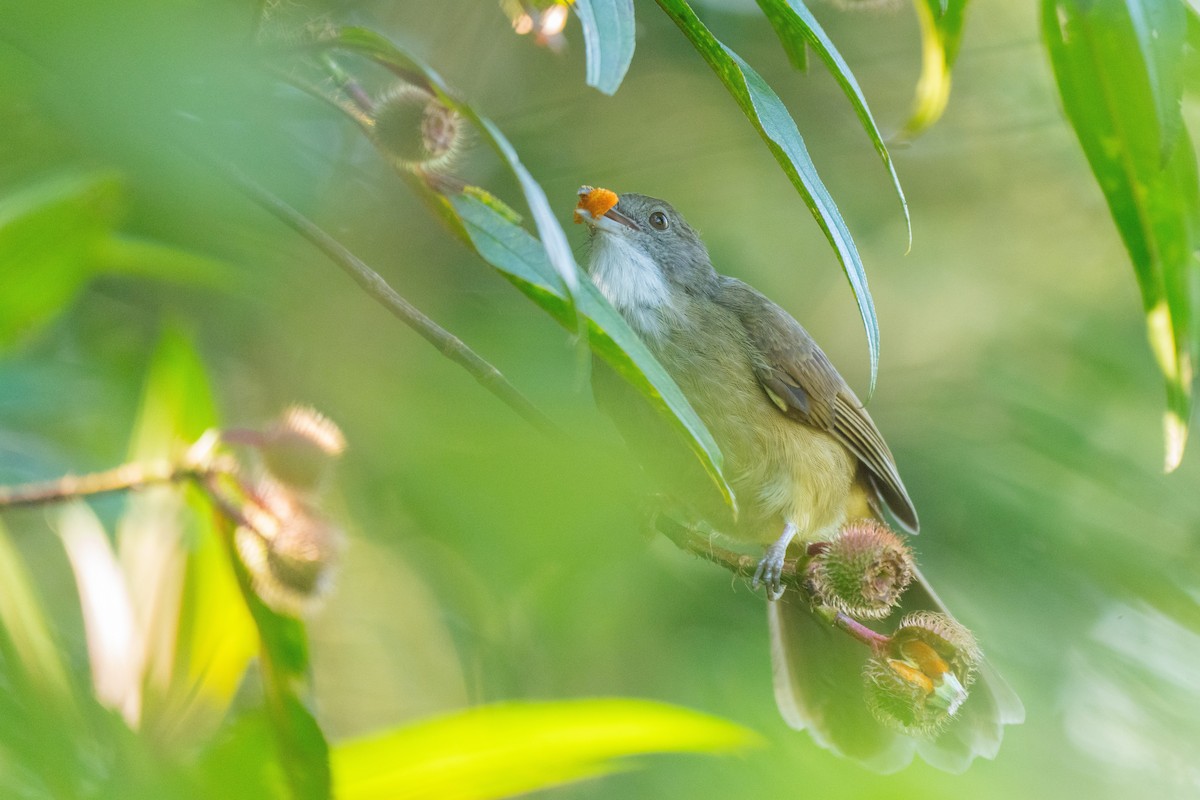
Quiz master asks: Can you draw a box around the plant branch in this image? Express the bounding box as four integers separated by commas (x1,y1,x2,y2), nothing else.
652,512,804,584
652,512,892,651
0,461,205,509
832,611,891,651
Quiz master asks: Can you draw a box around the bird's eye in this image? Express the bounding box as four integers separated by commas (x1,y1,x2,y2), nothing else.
648,211,669,231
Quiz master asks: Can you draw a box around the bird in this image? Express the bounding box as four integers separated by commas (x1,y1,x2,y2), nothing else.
574,186,1024,773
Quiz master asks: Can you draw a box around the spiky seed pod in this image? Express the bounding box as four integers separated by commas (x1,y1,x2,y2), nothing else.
236,481,343,617
258,406,345,494
864,611,982,736
371,83,464,174
806,519,914,619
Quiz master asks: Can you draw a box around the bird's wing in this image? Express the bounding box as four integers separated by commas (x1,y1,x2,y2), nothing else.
717,277,918,532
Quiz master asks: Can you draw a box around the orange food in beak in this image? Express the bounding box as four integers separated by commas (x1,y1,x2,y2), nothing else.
574,186,619,224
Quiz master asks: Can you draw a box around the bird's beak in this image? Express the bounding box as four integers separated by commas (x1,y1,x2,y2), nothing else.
574,185,641,233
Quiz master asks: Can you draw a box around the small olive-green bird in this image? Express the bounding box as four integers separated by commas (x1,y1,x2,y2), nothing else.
575,187,1023,773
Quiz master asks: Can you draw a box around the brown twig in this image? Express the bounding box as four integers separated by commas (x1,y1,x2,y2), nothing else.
0,461,204,509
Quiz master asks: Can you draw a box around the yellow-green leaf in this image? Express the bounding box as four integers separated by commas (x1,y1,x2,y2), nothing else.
1044,0,1198,470
331,699,761,800
121,328,258,745
900,0,969,140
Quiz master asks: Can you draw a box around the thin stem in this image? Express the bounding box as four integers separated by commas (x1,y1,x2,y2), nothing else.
653,512,891,651
321,53,375,115
225,168,563,439
833,611,891,652
653,513,803,585
0,461,203,509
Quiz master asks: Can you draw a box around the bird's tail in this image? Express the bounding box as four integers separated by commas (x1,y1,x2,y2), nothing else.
769,565,1025,773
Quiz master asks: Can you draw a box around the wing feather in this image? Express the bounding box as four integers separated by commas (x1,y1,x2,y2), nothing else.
717,277,919,532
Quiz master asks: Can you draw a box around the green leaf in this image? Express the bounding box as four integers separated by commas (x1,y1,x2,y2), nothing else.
755,0,911,248
574,0,637,95
0,518,77,714
0,170,124,347
900,0,969,140
448,190,736,511
0,516,87,797
653,0,880,394
225,514,330,800
1126,0,1186,160
331,698,760,800
116,328,258,748
329,27,583,300
1044,0,1198,470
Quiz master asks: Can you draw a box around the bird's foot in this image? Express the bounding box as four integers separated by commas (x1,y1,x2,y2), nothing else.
752,522,799,601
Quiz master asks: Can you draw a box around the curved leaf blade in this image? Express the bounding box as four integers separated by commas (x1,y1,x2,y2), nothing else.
1044,0,1198,470
448,190,736,510
654,0,880,393
755,0,911,248
574,0,637,95
331,698,760,800
119,328,258,746
330,27,582,299
900,0,969,140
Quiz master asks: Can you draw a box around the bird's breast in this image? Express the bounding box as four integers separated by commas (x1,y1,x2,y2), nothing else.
588,235,675,340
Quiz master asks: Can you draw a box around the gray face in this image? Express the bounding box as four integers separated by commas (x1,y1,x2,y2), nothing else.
585,192,717,292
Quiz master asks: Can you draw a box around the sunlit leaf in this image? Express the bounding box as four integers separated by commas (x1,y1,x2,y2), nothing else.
652,0,881,394
755,0,911,247
0,170,123,347
329,27,583,300
57,501,142,725
448,190,736,511
900,0,969,140
119,328,258,747
574,0,637,95
1043,0,1199,471
331,699,761,800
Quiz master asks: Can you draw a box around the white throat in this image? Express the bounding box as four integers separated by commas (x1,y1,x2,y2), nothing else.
587,233,673,339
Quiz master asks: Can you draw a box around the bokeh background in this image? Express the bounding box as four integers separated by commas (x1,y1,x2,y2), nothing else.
2,0,1199,797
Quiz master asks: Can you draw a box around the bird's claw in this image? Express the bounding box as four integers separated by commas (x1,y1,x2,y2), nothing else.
752,543,788,601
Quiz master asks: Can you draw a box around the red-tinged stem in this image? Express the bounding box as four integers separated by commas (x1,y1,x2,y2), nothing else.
833,611,891,652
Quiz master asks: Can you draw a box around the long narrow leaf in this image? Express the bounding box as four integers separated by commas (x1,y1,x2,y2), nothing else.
331,699,760,800
448,191,736,510
574,0,637,95
755,0,911,247
900,0,969,140
330,27,582,299
1044,0,1198,470
59,502,143,725
118,328,258,747
0,518,85,796
0,519,76,713
653,0,881,394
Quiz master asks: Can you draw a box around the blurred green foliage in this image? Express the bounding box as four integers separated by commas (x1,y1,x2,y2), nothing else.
2,0,1200,798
